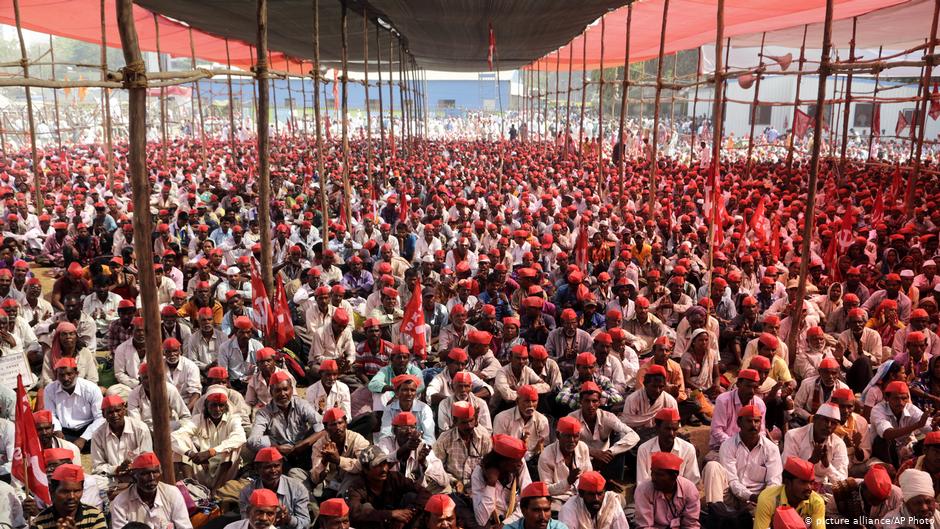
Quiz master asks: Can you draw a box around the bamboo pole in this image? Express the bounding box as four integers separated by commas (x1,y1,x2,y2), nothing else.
648,0,670,216
907,0,940,216
286,61,297,137
312,0,329,239
376,27,386,159
189,28,208,172
554,52,561,138
224,39,237,152
48,36,62,149
388,37,395,158
11,0,41,210
745,33,767,175
689,49,702,164
398,42,407,151
256,0,274,298
115,0,174,484
363,12,373,196
616,4,632,206
269,51,280,137
787,0,835,362
154,14,168,168
340,1,353,221
705,0,726,283
840,18,858,168
598,14,606,167
300,61,309,137
577,33,588,158
564,37,575,159
787,25,809,169
867,46,884,160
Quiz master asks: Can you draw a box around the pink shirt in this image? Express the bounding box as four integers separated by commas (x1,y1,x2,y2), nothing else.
633,476,701,529
708,389,766,450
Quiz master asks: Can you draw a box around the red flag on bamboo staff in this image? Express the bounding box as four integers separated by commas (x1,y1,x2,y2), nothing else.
871,104,881,137
793,108,813,138
769,218,781,262
332,69,339,113
250,261,275,341
930,82,940,120
896,110,910,136
12,376,50,505
871,188,885,226
487,23,496,71
272,275,295,349
400,281,427,359
398,191,408,223
888,165,903,202
750,196,769,242
574,222,589,269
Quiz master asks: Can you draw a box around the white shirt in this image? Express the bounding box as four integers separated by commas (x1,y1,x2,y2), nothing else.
304,380,351,417
184,328,224,370
44,378,105,440
113,338,146,389
128,382,192,430
537,440,593,501
165,357,202,399
470,463,531,526
870,401,933,449
718,433,783,500
82,291,123,333
111,482,194,529
636,436,701,484
492,407,550,459
782,423,849,484
91,416,153,475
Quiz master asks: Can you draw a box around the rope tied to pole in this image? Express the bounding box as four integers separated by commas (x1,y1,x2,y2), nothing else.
121,60,148,89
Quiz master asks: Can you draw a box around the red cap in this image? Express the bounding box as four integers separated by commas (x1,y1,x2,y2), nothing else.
320,359,338,372
645,364,667,378
773,506,807,529
452,401,476,419
831,388,854,402
207,366,228,379
738,404,763,418
819,357,839,370
651,452,683,472
576,352,597,366
738,369,759,382
33,410,53,424
517,385,539,401
557,416,582,434
784,456,815,481
332,308,350,325
864,465,892,501
54,357,78,370
43,447,74,462
884,381,909,395
758,333,779,349
424,494,456,516
749,355,771,370
529,345,548,360
249,489,281,508
130,452,161,470
323,407,346,423
925,431,940,445
269,371,291,386
561,308,578,321
51,464,84,483
392,411,418,426
492,434,527,459
392,374,421,389
452,371,473,385
579,381,602,395
448,348,469,362
578,470,606,492
255,347,277,361
162,337,181,350
468,330,493,345
234,316,253,330
520,482,551,498
254,447,283,462
160,305,179,317
101,395,125,410
655,408,680,422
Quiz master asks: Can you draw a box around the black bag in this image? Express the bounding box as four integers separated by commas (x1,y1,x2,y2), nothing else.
701,502,753,529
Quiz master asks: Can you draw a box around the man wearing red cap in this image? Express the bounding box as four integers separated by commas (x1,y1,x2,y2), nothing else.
162,337,202,409
829,464,902,526
378,373,436,445
537,416,592,508
436,370,494,433
438,303,477,360
792,356,850,423
44,357,105,451
494,345,552,406
91,394,153,483
782,402,849,485
181,306,226,373
238,447,310,529
471,434,532,526
426,348,493,408
224,489,283,529
621,364,680,435
377,409,449,493
246,348,296,408
111,452,193,529
569,382,639,481
893,309,940,360
826,388,873,478
708,369,766,452
217,314,264,386
309,307,356,376
23,447,104,517
82,274,123,337
128,362,192,431
172,386,246,489
863,273,912,323
556,352,623,411
897,431,940,502
836,308,884,393
310,405,371,500
563,469,632,529
636,408,700,485
29,463,106,529
623,297,668,356
304,359,352,420
870,381,939,465
368,345,425,405
545,309,594,377
754,457,827,529
434,399,494,496
346,445,431,529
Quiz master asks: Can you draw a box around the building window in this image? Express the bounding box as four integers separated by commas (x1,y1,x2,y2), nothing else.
854,103,873,127
750,104,772,125
438,99,456,109
806,104,834,129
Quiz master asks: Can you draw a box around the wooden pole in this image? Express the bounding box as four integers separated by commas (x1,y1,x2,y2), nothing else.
577,33,588,158
363,12,374,196
787,0,835,361
648,0,670,216
269,51,280,137
376,27,386,159
300,62,309,137
745,33,767,175
689,49,702,164
669,53,679,126
189,28,208,172
286,61,297,137
256,0,274,298
555,52,561,138
340,0,353,221
115,0,174,484
839,18,858,168
153,14,168,168
388,36,395,158
224,39,237,152
705,0,726,282
867,46,884,161
598,14,606,167
907,0,940,216
312,0,329,239
786,26,809,169
536,60,542,140
398,42,407,150
616,5,632,206
564,37,575,159
48,36,62,149
12,0,41,210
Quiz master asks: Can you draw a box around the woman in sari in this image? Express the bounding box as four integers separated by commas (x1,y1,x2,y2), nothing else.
812,282,843,329
859,360,905,420
865,299,905,357
41,321,99,385
680,327,721,417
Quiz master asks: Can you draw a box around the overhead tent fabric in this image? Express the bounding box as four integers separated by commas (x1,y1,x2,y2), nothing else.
529,0,911,70
2,0,630,72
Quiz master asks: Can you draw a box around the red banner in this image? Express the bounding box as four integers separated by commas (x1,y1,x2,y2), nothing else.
896,110,910,136
12,376,50,505
487,23,496,71
871,103,881,138
930,82,940,121
250,261,275,342
793,108,813,138
400,281,427,359
272,275,296,349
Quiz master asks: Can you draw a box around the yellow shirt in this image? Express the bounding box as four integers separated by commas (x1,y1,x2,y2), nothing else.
754,485,826,529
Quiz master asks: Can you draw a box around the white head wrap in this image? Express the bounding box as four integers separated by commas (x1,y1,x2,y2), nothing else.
899,469,934,501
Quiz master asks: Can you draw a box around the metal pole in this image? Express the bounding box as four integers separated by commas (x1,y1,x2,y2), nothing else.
256,0,274,298
908,0,940,215
616,5,632,206
388,36,395,158
11,0,41,210
786,25,809,169
867,46,884,161
48,36,62,149
300,61,309,137
554,52,561,137
286,61,297,137
648,0,670,215
746,33,767,175
840,18,858,168
312,0,329,238
598,14,606,167
115,0,174,483
787,0,835,361
269,51,280,137
577,33,588,158
189,28,208,172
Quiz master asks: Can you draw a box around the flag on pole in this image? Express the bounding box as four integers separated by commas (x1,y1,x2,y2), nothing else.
930,82,940,120
750,196,769,242
574,222,589,269
12,376,50,505
871,188,885,226
400,281,427,359
793,108,813,138
272,275,296,349
250,261,275,342
487,23,496,71
871,103,881,137
896,110,910,136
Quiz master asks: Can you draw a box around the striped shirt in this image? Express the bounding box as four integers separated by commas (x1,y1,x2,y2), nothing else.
30,504,107,529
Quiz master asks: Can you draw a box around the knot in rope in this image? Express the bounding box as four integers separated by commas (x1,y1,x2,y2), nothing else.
121,60,148,89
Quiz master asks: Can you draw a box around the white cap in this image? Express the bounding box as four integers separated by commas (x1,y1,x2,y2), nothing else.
899,469,935,501
924,260,937,268
900,269,915,278
814,402,841,422
226,266,240,275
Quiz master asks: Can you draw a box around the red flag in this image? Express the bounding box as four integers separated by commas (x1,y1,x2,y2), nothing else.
888,165,903,202
793,108,813,138
12,376,50,505
871,103,881,137
824,235,841,282
487,23,496,71
750,196,769,242
398,189,409,223
400,281,427,359
250,261,275,342
930,83,940,121
769,218,781,262
836,206,857,253
896,110,910,136
332,70,339,113
324,116,333,142
272,275,296,348
871,188,885,226
574,222,589,269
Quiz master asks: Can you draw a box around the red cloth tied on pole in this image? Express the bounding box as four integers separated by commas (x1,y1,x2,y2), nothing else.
12,375,50,505
895,110,909,137
793,108,813,138
930,82,940,121
272,275,296,348
400,281,427,359
871,103,881,137
250,261,275,343
488,23,496,71
574,222,589,269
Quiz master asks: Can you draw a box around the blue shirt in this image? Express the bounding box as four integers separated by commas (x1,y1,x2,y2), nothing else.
504,520,569,529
